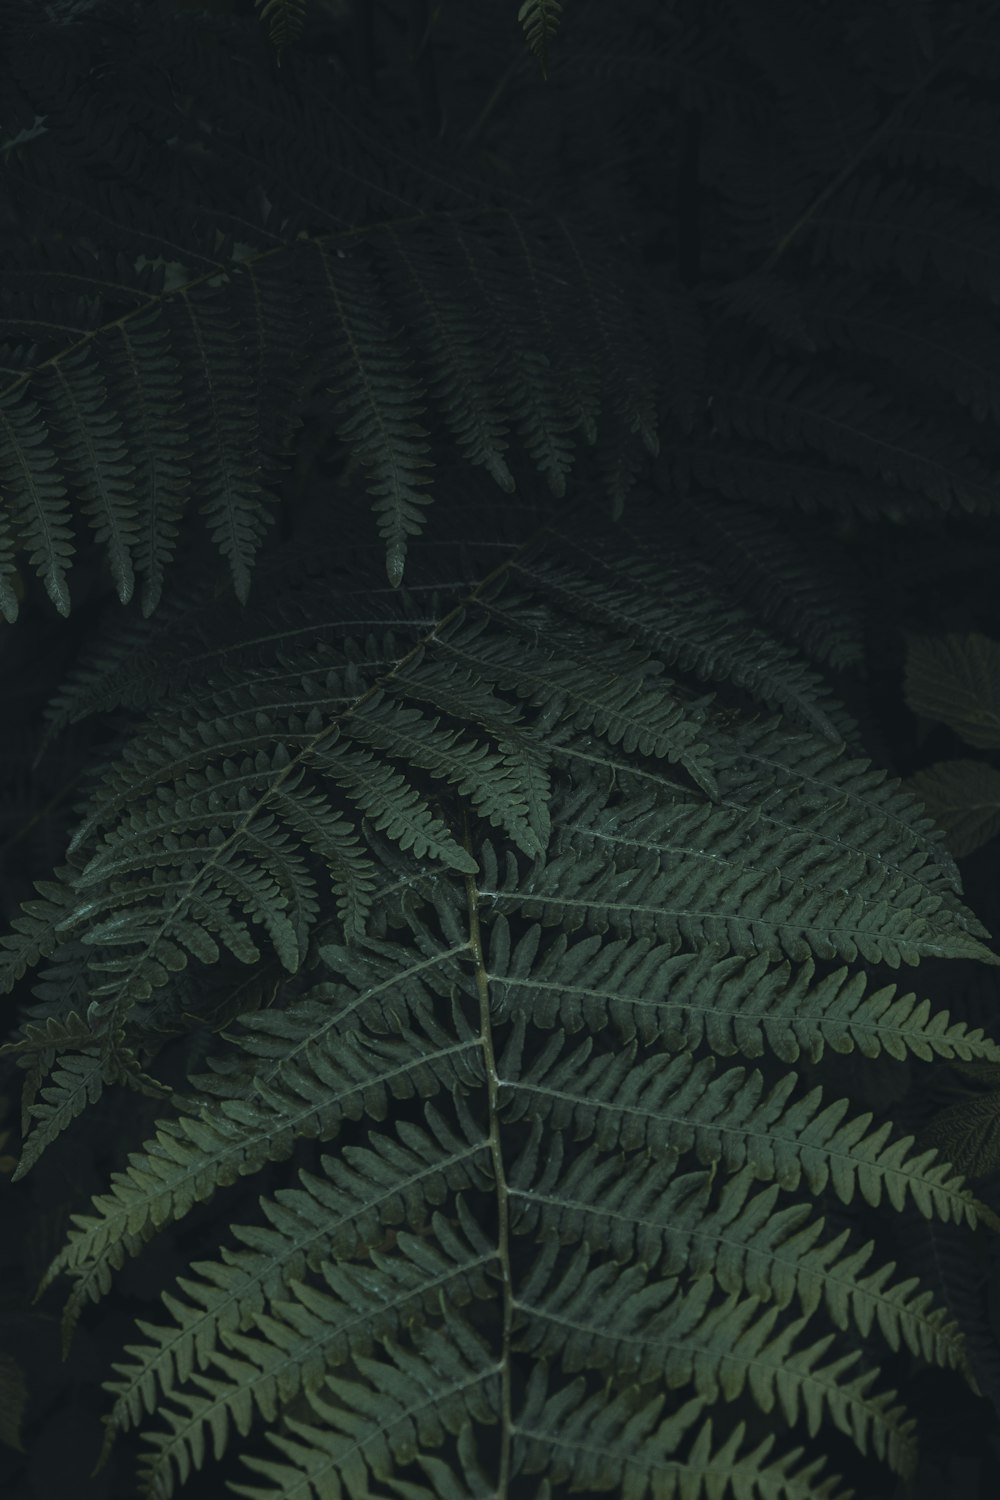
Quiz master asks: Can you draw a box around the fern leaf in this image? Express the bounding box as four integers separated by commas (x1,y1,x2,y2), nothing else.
111,309,191,617
906,759,1000,858
375,225,515,494
511,1141,969,1371
40,345,138,604
553,217,661,455
0,385,75,615
711,353,993,512
12,1046,116,1182
255,0,307,58
810,174,1000,303
99,1102,488,1455
518,1377,849,1500
489,918,1000,1064
0,872,84,995
175,289,275,604
0,1353,28,1454
305,243,433,586
518,0,563,75
518,1242,917,1475
135,1206,494,1497
806,275,1000,428
501,1027,989,1227
444,218,576,499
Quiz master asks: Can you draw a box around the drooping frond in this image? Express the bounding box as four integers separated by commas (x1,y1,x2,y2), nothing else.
518,0,563,75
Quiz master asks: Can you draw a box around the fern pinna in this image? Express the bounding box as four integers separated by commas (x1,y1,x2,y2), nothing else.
3,1,1000,1498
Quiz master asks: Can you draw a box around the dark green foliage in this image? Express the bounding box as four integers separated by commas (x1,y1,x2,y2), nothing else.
3,2,1000,1498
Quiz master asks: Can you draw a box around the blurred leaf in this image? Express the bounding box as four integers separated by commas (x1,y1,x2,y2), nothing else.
907,757,1000,856
904,632,1000,749
0,1352,27,1453
922,1090,1000,1181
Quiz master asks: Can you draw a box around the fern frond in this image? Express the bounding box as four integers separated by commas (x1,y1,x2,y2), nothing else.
494,769,992,967
99,1102,489,1454
0,384,75,616
516,1380,849,1500
255,0,307,59
8,6,1000,1493
227,1311,498,1500
303,242,433,587
501,1024,988,1226
903,631,1000,751
806,276,1000,428
518,0,563,76
489,918,1000,1063
136,1204,494,1498
39,977,479,1312
518,1241,918,1476
0,871,85,995
175,287,276,604
375,225,515,495
511,1141,970,1371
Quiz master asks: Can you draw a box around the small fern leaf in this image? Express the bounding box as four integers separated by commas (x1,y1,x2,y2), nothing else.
0,873,83,995
921,1088,1000,1181
0,386,75,615
375,226,515,495
269,784,378,943
350,691,547,860
316,740,479,874
255,0,307,58
307,243,433,587
554,219,661,454
518,0,563,76
175,290,274,605
445,218,576,498
0,507,18,622
40,346,138,605
12,1047,115,1182
112,310,191,618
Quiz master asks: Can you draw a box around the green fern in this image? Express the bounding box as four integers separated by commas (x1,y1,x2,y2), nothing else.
518,1,563,75
254,0,307,59
6,1,1000,1496
3,499,997,1498
0,199,671,612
